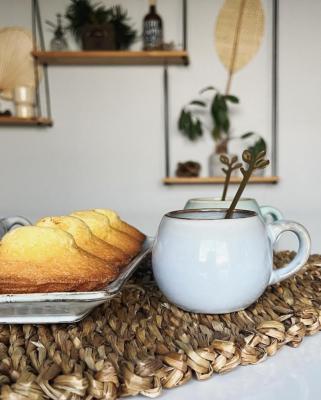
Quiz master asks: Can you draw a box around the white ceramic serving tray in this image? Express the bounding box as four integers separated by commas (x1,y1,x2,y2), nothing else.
0,237,153,324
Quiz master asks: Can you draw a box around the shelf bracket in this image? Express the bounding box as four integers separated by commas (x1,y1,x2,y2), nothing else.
271,0,279,177
31,0,53,123
163,64,170,178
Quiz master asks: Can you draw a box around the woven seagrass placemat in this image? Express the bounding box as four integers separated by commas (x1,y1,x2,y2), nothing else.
1,252,321,399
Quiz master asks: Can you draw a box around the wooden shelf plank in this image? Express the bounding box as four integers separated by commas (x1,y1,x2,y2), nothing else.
33,50,189,66
0,117,53,127
163,176,279,185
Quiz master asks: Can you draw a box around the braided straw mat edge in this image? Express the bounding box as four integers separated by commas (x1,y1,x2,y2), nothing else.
1,252,321,399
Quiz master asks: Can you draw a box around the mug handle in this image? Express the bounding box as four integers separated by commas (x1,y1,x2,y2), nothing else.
268,220,311,285
260,205,283,222
1,216,31,231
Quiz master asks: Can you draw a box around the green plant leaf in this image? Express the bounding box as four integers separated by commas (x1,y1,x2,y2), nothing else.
222,114,230,132
211,94,225,120
218,95,228,111
212,94,227,112
249,138,266,157
212,126,222,141
178,110,203,141
189,100,206,107
224,95,239,103
210,93,231,137
178,109,185,130
194,119,202,138
216,109,228,125
199,86,217,94
241,131,255,139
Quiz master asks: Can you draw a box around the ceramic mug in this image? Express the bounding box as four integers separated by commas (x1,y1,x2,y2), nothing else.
152,209,310,314
0,216,31,238
184,197,282,222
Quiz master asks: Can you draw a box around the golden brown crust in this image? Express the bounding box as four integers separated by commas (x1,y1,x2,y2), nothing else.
0,209,145,294
71,211,142,258
81,232,130,267
0,226,118,293
36,216,129,269
0,261,110,293
94,209,146,243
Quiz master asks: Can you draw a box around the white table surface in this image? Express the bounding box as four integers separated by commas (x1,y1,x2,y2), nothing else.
134,333,321,400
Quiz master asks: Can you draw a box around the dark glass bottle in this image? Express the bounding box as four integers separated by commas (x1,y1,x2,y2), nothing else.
143,0,163,50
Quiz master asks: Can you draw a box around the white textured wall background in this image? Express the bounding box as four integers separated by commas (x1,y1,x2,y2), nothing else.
0,0,320,251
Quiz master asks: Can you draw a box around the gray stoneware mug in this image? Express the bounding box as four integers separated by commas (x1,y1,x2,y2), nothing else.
0,216,31,239
152,209,310,314
184,197,282,223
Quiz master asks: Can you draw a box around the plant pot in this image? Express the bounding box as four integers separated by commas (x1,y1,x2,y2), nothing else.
208,152,238,177
81,23,115,51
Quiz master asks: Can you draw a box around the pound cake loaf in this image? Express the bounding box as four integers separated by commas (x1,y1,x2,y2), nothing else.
36,215,129,269
71,210,141,258
0,226,117,293
94,209,146,243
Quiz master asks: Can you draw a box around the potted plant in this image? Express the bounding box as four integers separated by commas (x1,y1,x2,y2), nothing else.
65,0,136,51
110,6,137,50
178,87,266,176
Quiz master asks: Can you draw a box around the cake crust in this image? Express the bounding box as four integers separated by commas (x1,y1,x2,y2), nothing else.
71,211,141,257
0,226,118,293
94,208,146,243
0,210,144,294
0,260,112,293
36,216,129,269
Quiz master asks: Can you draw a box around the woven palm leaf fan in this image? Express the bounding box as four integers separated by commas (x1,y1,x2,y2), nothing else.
215,0,265,93
0,27,42,100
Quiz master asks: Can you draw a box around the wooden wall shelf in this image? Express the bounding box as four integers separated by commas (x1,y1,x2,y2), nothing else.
0,117,53,127
33,50,190,66
163,176,279,185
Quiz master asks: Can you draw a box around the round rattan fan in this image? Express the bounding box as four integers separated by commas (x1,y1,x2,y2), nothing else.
0,27,42,100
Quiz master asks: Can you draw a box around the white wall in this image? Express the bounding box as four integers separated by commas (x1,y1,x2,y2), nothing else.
0,0,320,251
